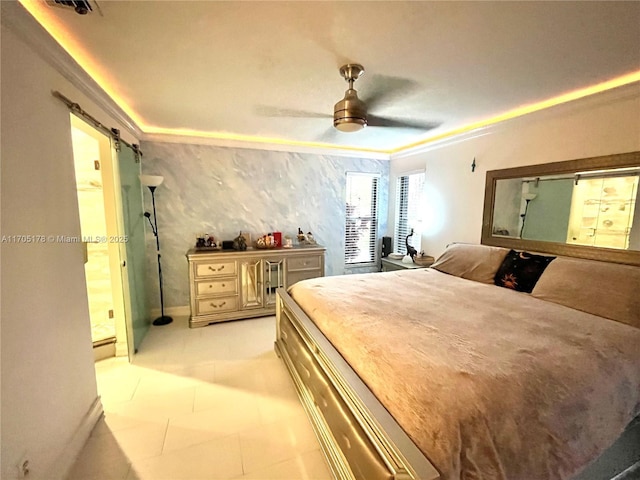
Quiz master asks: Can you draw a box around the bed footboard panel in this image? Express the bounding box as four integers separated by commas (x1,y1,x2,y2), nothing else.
275,288,440,480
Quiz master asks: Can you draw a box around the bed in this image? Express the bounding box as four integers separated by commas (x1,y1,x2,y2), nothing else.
274,243,640,480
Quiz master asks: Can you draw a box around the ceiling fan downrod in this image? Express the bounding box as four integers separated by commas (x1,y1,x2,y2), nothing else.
334,64,368,132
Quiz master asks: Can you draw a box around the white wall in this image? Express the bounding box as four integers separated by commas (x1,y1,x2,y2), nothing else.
388,86,640,258
0,17,137,480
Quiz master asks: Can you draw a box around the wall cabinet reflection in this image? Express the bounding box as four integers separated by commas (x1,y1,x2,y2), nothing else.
567,175,638,249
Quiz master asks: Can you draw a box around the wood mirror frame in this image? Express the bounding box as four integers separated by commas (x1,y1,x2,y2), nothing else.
481,150,640,266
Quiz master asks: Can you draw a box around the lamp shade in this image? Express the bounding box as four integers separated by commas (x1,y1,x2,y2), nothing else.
140,175,164,187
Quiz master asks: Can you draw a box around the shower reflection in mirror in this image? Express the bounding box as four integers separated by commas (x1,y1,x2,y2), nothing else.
492,167,639,250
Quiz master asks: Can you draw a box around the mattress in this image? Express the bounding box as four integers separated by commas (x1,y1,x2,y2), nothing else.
288,268,640,480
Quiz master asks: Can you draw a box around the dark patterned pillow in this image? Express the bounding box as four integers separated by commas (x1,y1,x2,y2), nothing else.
494,250,555,293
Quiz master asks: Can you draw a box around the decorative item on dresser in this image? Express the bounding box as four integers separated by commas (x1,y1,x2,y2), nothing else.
186,245,325,328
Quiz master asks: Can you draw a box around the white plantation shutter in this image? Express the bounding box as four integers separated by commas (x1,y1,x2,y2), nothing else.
345,173,379,266
394,172,425,255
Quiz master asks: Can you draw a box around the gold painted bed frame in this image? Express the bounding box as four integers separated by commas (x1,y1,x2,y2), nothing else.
275,284,640,480
275,288,440,480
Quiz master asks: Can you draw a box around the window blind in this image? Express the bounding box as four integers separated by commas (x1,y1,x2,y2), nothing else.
394,172,425,255
345,173,379,266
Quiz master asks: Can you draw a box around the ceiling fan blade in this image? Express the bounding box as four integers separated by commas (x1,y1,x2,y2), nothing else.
317,127,341,142
367,115,441,131
255,105,331,119
362,75,421,111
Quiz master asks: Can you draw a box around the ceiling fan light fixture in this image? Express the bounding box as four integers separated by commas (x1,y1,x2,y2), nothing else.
334,117,367,132
333,88,367,132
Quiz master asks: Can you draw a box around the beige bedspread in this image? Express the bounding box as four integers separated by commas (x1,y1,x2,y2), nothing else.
288,268,640,480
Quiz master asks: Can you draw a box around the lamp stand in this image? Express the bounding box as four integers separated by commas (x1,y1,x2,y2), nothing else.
147,185,172,326
519,199,532,238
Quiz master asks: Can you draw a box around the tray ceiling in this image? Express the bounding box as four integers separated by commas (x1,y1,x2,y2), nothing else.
18,0,640,155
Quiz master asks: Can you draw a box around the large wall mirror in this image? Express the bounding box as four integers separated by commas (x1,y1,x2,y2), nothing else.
482,151,640,266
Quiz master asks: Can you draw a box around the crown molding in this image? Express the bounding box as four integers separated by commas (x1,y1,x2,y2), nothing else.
1,1,143,140
142,132,392,160
389,128,496,160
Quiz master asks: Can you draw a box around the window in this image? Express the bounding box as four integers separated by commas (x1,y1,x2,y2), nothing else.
395,172,425,255
345,172,379,266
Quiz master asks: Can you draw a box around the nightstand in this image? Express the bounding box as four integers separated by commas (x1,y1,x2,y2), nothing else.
381,256,434,272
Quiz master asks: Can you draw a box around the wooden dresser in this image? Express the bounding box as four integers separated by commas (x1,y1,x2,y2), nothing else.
187,246,325,327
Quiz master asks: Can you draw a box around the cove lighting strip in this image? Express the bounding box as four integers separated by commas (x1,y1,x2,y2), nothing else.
391,71,640,155
20,0,640,156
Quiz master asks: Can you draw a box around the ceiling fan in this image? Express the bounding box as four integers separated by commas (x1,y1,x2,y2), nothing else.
334,64,368,132
256,64,440,135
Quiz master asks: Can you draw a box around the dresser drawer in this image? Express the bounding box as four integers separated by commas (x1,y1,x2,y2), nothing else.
287,269,321,287
197,296,238,315
196,278,237,296
287,255,321,271
195,260,236,278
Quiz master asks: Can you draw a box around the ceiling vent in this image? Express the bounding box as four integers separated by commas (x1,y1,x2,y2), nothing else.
45,0,94,15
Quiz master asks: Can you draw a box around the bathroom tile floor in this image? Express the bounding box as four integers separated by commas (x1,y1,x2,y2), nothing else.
66,315,333,480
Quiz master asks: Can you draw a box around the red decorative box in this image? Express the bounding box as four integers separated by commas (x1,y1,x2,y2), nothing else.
273,231,282,247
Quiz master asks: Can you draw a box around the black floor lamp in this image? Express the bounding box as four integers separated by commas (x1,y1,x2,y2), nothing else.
140,174,172,326
519,192,537,239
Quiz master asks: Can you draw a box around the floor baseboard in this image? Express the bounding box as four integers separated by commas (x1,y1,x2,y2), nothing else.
150,305,190,319
50,396,103,480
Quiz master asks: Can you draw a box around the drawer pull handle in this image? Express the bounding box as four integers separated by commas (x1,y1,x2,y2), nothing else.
209,301,226,309
208,265,226,272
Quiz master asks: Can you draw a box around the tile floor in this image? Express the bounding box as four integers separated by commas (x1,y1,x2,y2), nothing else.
66,315,333,480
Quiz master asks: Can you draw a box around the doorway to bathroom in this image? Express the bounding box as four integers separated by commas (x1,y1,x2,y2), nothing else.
71,115,130,361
